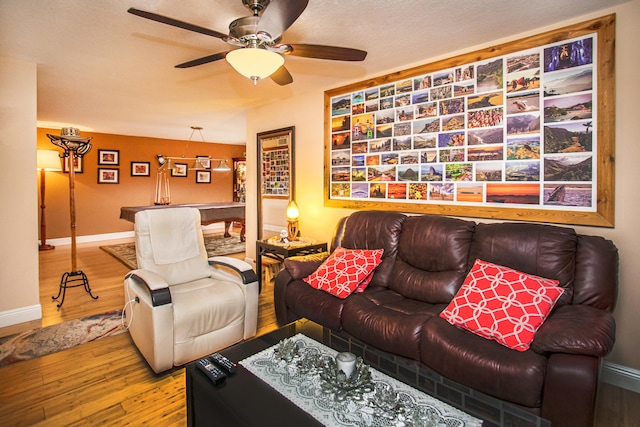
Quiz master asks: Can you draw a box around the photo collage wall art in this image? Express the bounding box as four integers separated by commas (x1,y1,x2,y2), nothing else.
328,34,596,211
261,146,290,197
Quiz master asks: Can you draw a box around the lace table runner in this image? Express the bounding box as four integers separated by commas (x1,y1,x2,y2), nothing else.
240,333,483,427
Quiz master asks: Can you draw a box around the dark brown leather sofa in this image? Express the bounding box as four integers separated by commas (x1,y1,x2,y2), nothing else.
274,211,618,427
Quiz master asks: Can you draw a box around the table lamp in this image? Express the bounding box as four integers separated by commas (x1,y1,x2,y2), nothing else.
37,149,62,250
286,200,299,241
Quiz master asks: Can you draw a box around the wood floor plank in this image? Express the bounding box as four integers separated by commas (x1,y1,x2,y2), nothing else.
0,238,636,426
72,404,127,427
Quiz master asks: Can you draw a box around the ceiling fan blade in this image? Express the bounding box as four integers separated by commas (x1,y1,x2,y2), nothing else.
270,65,294,86
257,0,309,40
175,52,229,68
127,8,231,41
282,44,367,61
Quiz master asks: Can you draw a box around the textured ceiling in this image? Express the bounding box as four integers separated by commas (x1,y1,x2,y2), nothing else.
0,0,625,143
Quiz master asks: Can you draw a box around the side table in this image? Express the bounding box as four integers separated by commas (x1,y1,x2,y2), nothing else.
256,238,327,291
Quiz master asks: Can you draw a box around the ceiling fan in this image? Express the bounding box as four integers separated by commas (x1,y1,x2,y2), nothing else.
128,0,367,85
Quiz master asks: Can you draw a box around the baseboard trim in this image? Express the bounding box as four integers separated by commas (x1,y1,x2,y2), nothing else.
0,304,42,328
41,223,227,246
44,231,135,246
601,361,640,393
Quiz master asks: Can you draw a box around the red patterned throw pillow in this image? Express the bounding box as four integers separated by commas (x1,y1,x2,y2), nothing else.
303,247,384,299
356,271,375,293
440,259,564,352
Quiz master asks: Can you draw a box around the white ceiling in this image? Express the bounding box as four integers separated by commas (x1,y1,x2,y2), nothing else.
0,0,625,144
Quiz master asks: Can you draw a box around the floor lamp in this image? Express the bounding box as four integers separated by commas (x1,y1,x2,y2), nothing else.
47,128,99,308
37,150,62,250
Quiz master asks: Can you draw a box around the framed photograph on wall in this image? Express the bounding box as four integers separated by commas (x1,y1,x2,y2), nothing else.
256,126,295,240
63,156,83,173
257,127,294,199
196,170,211,184
98,168,119,184
171,163,188,177
98,149,119,165
130,161,150,176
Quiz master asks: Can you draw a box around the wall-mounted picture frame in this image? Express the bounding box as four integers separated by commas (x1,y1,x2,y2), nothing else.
98,168,119,184
63,156,83,174
258,127,294,199
196,170,211,184
196,155,211,169
257,126,295,240
131,161,150,176
98,149,119,165
171,163,188,177
324,15,615,227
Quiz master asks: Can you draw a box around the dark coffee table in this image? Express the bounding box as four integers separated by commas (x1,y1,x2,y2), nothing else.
186,320,327,426
186,319,550,427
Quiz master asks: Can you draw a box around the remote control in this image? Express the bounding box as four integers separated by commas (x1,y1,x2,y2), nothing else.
196,358,227,385
210,352,237,374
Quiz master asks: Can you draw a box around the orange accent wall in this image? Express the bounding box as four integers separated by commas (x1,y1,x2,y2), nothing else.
37,128,245,239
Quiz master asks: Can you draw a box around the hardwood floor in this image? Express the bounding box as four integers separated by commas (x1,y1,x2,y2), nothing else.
0,239,638,426
0,236,279,426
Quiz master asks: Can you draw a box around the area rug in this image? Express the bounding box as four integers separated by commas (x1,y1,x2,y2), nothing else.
0,310,125,367
99,232,246,270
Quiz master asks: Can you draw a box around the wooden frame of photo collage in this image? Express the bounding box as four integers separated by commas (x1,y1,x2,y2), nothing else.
324,15,615,227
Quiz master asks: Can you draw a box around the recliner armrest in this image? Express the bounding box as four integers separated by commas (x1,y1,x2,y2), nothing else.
208,256,258,285
125,269,172,307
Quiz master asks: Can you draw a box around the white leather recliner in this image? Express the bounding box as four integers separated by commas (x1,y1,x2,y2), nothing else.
123,207,258,373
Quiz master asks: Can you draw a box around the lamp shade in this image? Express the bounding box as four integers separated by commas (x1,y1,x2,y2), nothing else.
37,150,62,171
286,200,299,220
226,48,284,82
212,159,231,171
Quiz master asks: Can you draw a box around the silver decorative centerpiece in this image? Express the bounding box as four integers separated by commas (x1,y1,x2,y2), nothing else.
242,334,480,427
273,337,301,362
318,353,374,401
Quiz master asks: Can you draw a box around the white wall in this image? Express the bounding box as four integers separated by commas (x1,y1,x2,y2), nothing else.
246,1,640,371
0,57,41,326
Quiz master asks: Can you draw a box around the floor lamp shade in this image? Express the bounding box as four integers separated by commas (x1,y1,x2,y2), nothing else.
37,150,63,171
37,150,62,251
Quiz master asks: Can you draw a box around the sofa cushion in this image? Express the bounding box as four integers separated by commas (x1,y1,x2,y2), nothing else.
342,288,443,360
303,247,383,299
392,215,475,303
573,235,618,311
337,211,406,288
356,270,375,292
440,259,564,352
420,316,548,408
468,222,576,306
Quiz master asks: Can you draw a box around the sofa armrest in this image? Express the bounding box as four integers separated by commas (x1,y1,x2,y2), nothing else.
531,304,615,357
125,269,171,307
274,268,297,325
275,252,330,325
283,252,330,280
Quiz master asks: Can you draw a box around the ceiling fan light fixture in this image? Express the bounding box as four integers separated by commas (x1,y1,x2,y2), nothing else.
226,48,284,84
